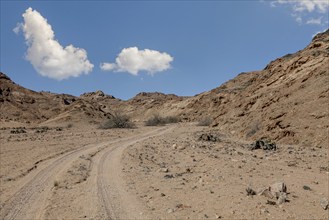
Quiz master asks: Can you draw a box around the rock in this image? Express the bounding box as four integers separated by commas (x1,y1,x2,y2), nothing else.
158,168,169,173
178,145,186,150
266,200,276,205
167,208,174,213
320,198,329,210
287,161,298,167
186,168,192,173
164,174,174,179
176,203,191,209
250,139,277,151
258,182,288,204
215,214,222,219
270,181,287,198
172,144,177,149
198,133,219,142
258,188,275,199
303,185,311,191
246,185,256,196
277,192,287,204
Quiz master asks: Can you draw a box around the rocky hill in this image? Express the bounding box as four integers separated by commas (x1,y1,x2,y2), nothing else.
0,73,111,126
180,30,329,146
1,30,328,145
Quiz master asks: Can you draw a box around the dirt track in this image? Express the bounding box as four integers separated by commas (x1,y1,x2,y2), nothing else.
0,126,173,219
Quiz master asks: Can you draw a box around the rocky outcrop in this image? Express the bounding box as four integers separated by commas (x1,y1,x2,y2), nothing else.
80,90,116,100
181,29,329,146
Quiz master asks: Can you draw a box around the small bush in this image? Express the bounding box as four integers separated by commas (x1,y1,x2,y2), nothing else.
100,112,135,129
163,116,180,124
145,114,180,126
145,114,165,126
197,117,213,126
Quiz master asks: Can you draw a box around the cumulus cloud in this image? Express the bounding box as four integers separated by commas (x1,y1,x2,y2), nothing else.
270,0,329,25
14,7,94,80
100,47,173,76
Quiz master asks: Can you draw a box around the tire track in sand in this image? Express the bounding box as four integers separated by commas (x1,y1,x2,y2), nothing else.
0,126,173,220
97,126,174,219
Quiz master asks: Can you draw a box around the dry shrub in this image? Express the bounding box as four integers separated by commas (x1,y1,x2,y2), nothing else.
145,114,180,126
100,112,135,129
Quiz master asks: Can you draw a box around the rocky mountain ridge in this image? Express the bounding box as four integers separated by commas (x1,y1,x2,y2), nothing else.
1,30,328,146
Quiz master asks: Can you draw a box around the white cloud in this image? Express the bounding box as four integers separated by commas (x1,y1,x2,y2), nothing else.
100,63,117,71
273,0,329,13
100,47,173,76
13,23,22,34
292,14,303,24
306,17,322,25
14,7,94,80
271,0,329,25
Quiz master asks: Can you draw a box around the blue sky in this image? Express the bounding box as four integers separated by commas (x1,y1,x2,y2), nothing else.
1,1,328,100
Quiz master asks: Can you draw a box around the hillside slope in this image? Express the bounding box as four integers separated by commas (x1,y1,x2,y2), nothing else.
0,73,111,126
1,30,328,145
182,30,329,146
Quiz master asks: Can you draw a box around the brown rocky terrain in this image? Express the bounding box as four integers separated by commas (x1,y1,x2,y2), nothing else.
0,30,328,219
1,30,328,145
176,30,329,147
122,123,329,219
0,73,112,127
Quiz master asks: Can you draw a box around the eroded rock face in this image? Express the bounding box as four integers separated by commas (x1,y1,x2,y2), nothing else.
80,90,115,100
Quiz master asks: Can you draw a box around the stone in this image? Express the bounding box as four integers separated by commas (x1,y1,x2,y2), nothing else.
258,188,275,199
215,214,222,219
178,145,186,150
303,185,311,191
198,133,219,142
277,192,287,204
246,186,256,196
158,168,169,173
258,182,288,204
250,139,277,151
164,174,174,179
320,198,329,210
270,181,287,198
266,200,276,205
